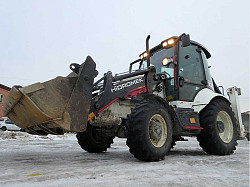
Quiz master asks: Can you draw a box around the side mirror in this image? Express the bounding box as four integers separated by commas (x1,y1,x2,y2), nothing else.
182,34,190,47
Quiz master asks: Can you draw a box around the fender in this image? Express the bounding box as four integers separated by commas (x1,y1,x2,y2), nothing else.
193,88,230,113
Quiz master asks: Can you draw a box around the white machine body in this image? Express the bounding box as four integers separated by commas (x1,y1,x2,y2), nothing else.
169,87,245,138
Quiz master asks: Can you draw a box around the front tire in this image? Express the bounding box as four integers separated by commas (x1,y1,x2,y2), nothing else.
126,100,173,162
197,98,237,155
76,123,114,153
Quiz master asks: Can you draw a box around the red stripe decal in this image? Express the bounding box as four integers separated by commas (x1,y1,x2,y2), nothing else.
98,98,119,114
174,65,177,88
183,126,203,130
124,86,147,99
174,55,177,62
174,55,177,88
129,85,146,93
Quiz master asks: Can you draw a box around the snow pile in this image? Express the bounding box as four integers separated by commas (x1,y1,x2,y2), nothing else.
0,131,76,141
0,131,37,140
47,133,76,140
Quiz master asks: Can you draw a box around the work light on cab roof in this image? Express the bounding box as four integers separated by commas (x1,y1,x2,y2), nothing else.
139,52,148,60
140,38,176,60
161,38,175,48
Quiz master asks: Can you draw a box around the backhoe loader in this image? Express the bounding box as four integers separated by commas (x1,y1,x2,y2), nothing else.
3,33,245,161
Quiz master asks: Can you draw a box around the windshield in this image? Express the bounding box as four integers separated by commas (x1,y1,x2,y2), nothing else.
140,47,175,78
140,47,176,101
6,120,14,124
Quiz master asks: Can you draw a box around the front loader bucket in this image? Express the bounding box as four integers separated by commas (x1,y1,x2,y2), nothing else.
3,56,98,134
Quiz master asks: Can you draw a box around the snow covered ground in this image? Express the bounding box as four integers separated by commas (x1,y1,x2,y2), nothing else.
0,131,249,187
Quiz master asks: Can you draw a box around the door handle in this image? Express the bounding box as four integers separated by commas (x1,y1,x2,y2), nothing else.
179,76,184,87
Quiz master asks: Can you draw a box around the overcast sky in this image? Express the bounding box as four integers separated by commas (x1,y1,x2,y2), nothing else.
0,0,249,112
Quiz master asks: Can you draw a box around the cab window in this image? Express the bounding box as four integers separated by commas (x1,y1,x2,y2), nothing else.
178,43,205,101
140,47,176,100
140,47,175,75
201,51,214,90
179,45,204,84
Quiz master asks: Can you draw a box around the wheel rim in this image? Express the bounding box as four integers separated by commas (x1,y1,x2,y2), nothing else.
148,114,167,148
216,111,233,143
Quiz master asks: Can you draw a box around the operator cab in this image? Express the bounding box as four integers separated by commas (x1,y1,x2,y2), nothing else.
139,34,213,102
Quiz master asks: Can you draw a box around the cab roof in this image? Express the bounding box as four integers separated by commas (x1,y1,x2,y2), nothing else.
148,37,211,59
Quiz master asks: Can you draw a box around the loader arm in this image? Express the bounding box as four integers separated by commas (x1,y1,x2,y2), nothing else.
88,66,158,121
3,56,159,135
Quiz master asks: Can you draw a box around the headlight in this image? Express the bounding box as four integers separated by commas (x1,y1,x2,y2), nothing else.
162,58,173,66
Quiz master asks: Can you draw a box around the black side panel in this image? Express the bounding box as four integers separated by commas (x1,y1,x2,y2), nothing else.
174,108,202,135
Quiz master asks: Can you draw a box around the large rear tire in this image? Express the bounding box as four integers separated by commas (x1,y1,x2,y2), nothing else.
76,123,114,153
197,99,237,155
126,100,173,162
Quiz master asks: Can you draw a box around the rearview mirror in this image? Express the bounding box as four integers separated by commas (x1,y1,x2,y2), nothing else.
182,34,190,47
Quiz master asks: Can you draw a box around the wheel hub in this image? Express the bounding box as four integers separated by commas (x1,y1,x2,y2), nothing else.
216,111,234,143
148,114,168,148
217,121,225,133
149,121,162,141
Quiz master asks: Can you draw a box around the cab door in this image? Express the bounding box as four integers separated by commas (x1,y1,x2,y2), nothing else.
178,43,206,101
